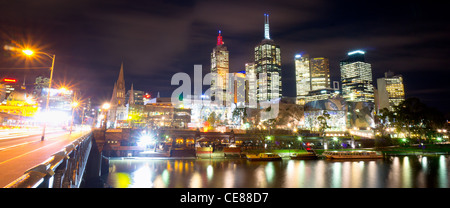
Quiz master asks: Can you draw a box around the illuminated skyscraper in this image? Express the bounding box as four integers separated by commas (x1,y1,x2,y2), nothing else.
340,50,374,102
245,63,257,108
211,30,229,102
310,57,330,90
255,13,282,102
377,71,405,111
295,54,310,105
295,54,330,105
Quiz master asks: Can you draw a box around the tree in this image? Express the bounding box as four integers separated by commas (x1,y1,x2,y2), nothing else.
207,112,217,127
232,107,247,126
376,107,394,137
388,98,445,143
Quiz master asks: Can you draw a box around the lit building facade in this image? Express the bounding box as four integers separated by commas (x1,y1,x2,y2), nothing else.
255,14,282,102
310,57,330,90
377,71,405,111
295,54,311,105
211,30,229,102
295,54,331,105
245,63,257,108
234,72,246,108
126,87,145,105
340,50,374,102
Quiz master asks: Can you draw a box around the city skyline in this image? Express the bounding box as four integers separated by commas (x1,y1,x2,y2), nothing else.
0,0,449,116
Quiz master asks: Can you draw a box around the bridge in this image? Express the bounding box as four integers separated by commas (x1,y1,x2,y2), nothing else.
1,129,100,188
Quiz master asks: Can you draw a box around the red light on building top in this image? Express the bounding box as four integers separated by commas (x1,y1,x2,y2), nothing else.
144,94,151,99
2,78,17,83
217,30,223,46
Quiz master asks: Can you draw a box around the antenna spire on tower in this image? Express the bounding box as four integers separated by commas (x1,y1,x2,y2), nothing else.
217,30,223,46
264,13,270,40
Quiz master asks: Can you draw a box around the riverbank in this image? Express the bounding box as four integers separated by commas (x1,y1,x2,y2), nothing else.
127,144,450,159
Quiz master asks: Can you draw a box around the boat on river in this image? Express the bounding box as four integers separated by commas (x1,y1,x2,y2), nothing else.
246,153,282,161
290,149,319,160
322,151,383,159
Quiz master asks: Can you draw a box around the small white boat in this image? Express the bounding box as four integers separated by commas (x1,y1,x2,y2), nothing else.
290,149,319,160
322,151,383,159
246,153,282,161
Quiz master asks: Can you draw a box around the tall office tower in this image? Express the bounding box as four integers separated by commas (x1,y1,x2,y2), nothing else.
255,13,282,102
295,54,311,105
245,63,257,108
340,50,374,102
310,57,330,90
234,71,246,108
295,54,331,105
211,30,229,102
377,71,405,111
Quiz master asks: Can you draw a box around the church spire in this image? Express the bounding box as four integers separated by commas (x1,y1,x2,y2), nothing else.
111,62,126,106
264,13,270,40
118,61,125,84
128,83,135,105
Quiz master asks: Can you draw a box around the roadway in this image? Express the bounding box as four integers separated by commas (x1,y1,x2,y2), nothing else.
0,128,91,187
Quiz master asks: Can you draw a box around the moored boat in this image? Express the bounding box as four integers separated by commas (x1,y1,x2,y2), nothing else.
322,151,383,159
290,149,319,160
246,153,282,161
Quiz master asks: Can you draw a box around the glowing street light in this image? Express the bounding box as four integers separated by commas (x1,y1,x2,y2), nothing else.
22,49,34,56
102,103,111,110
13,46,56,141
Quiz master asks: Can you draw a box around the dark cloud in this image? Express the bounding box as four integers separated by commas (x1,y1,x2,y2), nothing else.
0,0,449,113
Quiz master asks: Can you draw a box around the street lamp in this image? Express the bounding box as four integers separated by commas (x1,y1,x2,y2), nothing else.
21,48,56,141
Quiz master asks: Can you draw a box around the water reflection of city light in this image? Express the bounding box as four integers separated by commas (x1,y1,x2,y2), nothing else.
314,160,325,188
402,156,412,188
130,164,153,188
207,165,213,182
367,161,377,188
162,169,170,186
341,162,350,187
298,160,306,187
255,165,267,188
265,162,275,184
438,155,448,188
190,172,202,188
351,162,362,188
105,156,449,188
421,156,428,171
223,168,235,188
388,157,401,188
284,160,296,188
331,163,342,188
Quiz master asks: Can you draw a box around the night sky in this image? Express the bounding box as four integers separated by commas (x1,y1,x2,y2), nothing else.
1,0,449,116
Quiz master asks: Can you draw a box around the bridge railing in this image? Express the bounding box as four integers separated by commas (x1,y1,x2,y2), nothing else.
4,132,93,188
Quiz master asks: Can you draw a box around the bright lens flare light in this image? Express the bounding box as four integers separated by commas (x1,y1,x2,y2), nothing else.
138,135,153,147
102,103,111,110
22,49,34,56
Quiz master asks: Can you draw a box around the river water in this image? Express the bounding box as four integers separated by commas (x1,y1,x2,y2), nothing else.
105,155,449,188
